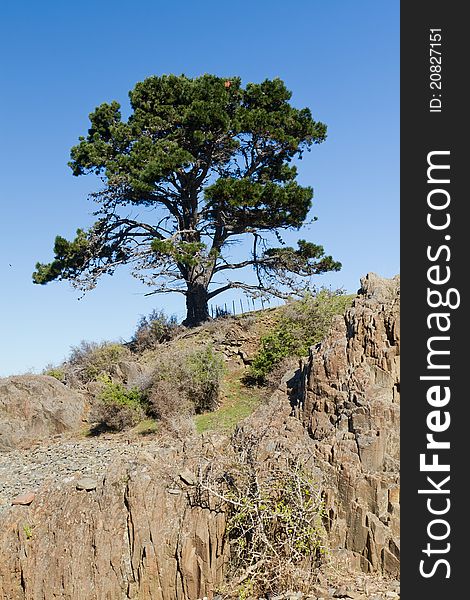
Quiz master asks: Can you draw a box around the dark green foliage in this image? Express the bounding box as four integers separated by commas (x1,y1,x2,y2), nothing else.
33,74,339,324
249,290,353,383
262,240,341,276
32,229,91,285
249,329,296,384
204,179,314,232
91,379,147,431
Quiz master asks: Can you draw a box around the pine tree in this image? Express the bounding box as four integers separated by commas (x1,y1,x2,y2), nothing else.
33,75,341,324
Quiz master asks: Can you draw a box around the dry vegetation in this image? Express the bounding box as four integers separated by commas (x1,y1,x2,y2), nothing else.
44,289,352,436
196,428,327,597
39,289,354,595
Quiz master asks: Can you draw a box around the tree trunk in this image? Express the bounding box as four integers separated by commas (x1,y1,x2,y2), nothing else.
183,282,210,326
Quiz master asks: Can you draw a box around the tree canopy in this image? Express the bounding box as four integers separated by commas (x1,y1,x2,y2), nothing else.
33,74,341,324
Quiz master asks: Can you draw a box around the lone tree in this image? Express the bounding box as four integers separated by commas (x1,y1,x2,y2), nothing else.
33,75,341,325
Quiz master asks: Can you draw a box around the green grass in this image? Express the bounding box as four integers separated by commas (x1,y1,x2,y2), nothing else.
132,418,158,435
194,369,265,434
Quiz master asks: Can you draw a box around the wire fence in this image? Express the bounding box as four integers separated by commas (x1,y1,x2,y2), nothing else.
209,296,282,318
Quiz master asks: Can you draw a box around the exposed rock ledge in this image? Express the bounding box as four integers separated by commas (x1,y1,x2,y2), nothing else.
297,272,400,575
0,273,400,599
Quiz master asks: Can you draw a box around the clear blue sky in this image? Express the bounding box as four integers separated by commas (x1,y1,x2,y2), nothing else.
0,0,399,376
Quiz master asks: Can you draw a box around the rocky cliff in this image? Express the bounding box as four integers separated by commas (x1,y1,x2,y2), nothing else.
0,273,400,599
0,438,229,600
297,273,400,576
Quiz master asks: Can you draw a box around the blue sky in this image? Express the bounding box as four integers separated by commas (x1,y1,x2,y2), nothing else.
0,1,399,376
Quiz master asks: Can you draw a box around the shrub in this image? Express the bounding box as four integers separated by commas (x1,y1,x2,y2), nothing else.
158,413,196,441
131,309,180,352
249,289,353,383
281,288,354,352
44,366,65,382
199,436,326,596
91,379,146,431
68,341,130,384
147,344,225,417
146,378,192,420
249,328,294,383
183,344,225,412
226,462,325,594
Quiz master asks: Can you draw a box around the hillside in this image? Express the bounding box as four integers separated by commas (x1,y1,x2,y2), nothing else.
0,274,400,600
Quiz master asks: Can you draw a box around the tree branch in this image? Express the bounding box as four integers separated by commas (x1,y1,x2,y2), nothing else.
143,287,187,297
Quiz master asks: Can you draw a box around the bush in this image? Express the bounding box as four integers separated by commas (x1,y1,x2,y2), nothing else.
90,379,147,431
199,436,326,596
147,344,225,417
131,309,180,352
183,344,225,412
44,366,65,382
249,289,353,383
226,462,325,594
85,343,224,432
68,341,130,384
281,288,354,351
146,378,192,420
157,413,196,441
249,328,294,383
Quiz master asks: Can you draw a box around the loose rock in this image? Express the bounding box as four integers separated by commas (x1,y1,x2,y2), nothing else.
11,492,35,505
75,478,98,491
179,469,196,485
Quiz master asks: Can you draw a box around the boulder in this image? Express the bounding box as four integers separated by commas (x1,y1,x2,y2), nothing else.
0,375,86,450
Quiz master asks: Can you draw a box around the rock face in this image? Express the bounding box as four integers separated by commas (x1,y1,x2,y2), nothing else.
0,273,400,597
0,375,86,450
0,405,331,600
298,273,400,576
0,442,229,600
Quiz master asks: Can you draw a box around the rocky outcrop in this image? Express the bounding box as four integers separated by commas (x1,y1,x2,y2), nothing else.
298,273,400,576
0,273,400,598
0,438,229,600
0,375,86,450
0,413,325,600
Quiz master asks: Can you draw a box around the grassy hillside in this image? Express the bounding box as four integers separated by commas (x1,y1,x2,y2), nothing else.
44,290,354,436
